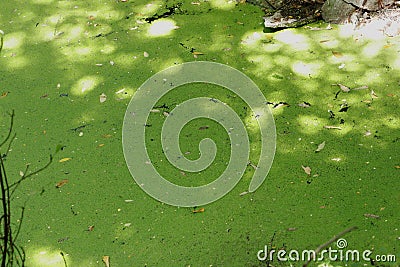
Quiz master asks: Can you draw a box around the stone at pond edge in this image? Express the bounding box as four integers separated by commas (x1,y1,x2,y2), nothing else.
321,0,356,23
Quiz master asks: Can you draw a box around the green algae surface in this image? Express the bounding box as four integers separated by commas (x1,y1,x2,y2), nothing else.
0,0,399,266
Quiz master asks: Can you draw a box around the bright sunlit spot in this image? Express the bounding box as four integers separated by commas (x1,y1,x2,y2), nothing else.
71,76,102,95
147,19,178,37
4,32,25,49
28,248,68,267
275,30,310,51
292,61,321,77
209,0,236,10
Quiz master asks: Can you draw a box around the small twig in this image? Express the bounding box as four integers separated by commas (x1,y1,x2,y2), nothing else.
303,226,358,267
0,110,15,148
0,29,4,54
60,251,68,267
10,155,53,196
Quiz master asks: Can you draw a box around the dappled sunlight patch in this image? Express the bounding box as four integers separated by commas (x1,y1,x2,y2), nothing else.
4,55,29,70
318,38,339,49
115,87,134,100
137,2,163,16
272,55,292,68
261,42,282,53
27,247,69,267
247,55,274,70
147,19,179,37
209,0,236,10
360,69,384,84
71,75,102,96
157,58,184,72
274,30,310,51
31,0,54,3
381,115,400,129
240,31,263,47
361,41,386,58
3,31,26,50
392,56,400,70
292,61,321,77
297,115,328,135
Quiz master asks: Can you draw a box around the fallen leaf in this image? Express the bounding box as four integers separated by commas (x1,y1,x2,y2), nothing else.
191,2,201,5
287,227,297,231
192,51,204,55
59,157,72,163
150,109,160,113
143,51,149,57
163,111,169,117
199,126,209,130
364,130,372,136
315,141,326,152
56,179,69,188
370,90,378,99
394,166,400,169
383,44,393,48
332,51,343,57
102,134,112,138
335,83,350,92
102,256,110,267
100,93,107,103
302,165,311,176
324,125,342,130
331,158,341,162
87,225,95,231
364,213,380,219
387,93,395,97
192,207,205,213
98,144,105,147
19,171,24,177
239,191,248,196
0,92,9,99
298,101,311,108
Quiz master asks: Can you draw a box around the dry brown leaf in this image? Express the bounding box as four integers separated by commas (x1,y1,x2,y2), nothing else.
193,207,205,213
192,51,204,55
336,83,350,92
102,256,110,267
199,126,209,130
0,92,9,99
370,90,378,99
394,165,400,169
56,179,69,188
332,51,343,57
315,141,326,152
302,165,311,176
364,213,380,219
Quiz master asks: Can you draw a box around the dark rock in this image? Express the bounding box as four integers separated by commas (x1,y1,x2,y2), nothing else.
322,0,356,23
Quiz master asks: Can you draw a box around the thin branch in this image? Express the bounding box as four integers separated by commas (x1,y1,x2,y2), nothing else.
10,155,53,196
303,226,358,267
0,110,15,149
